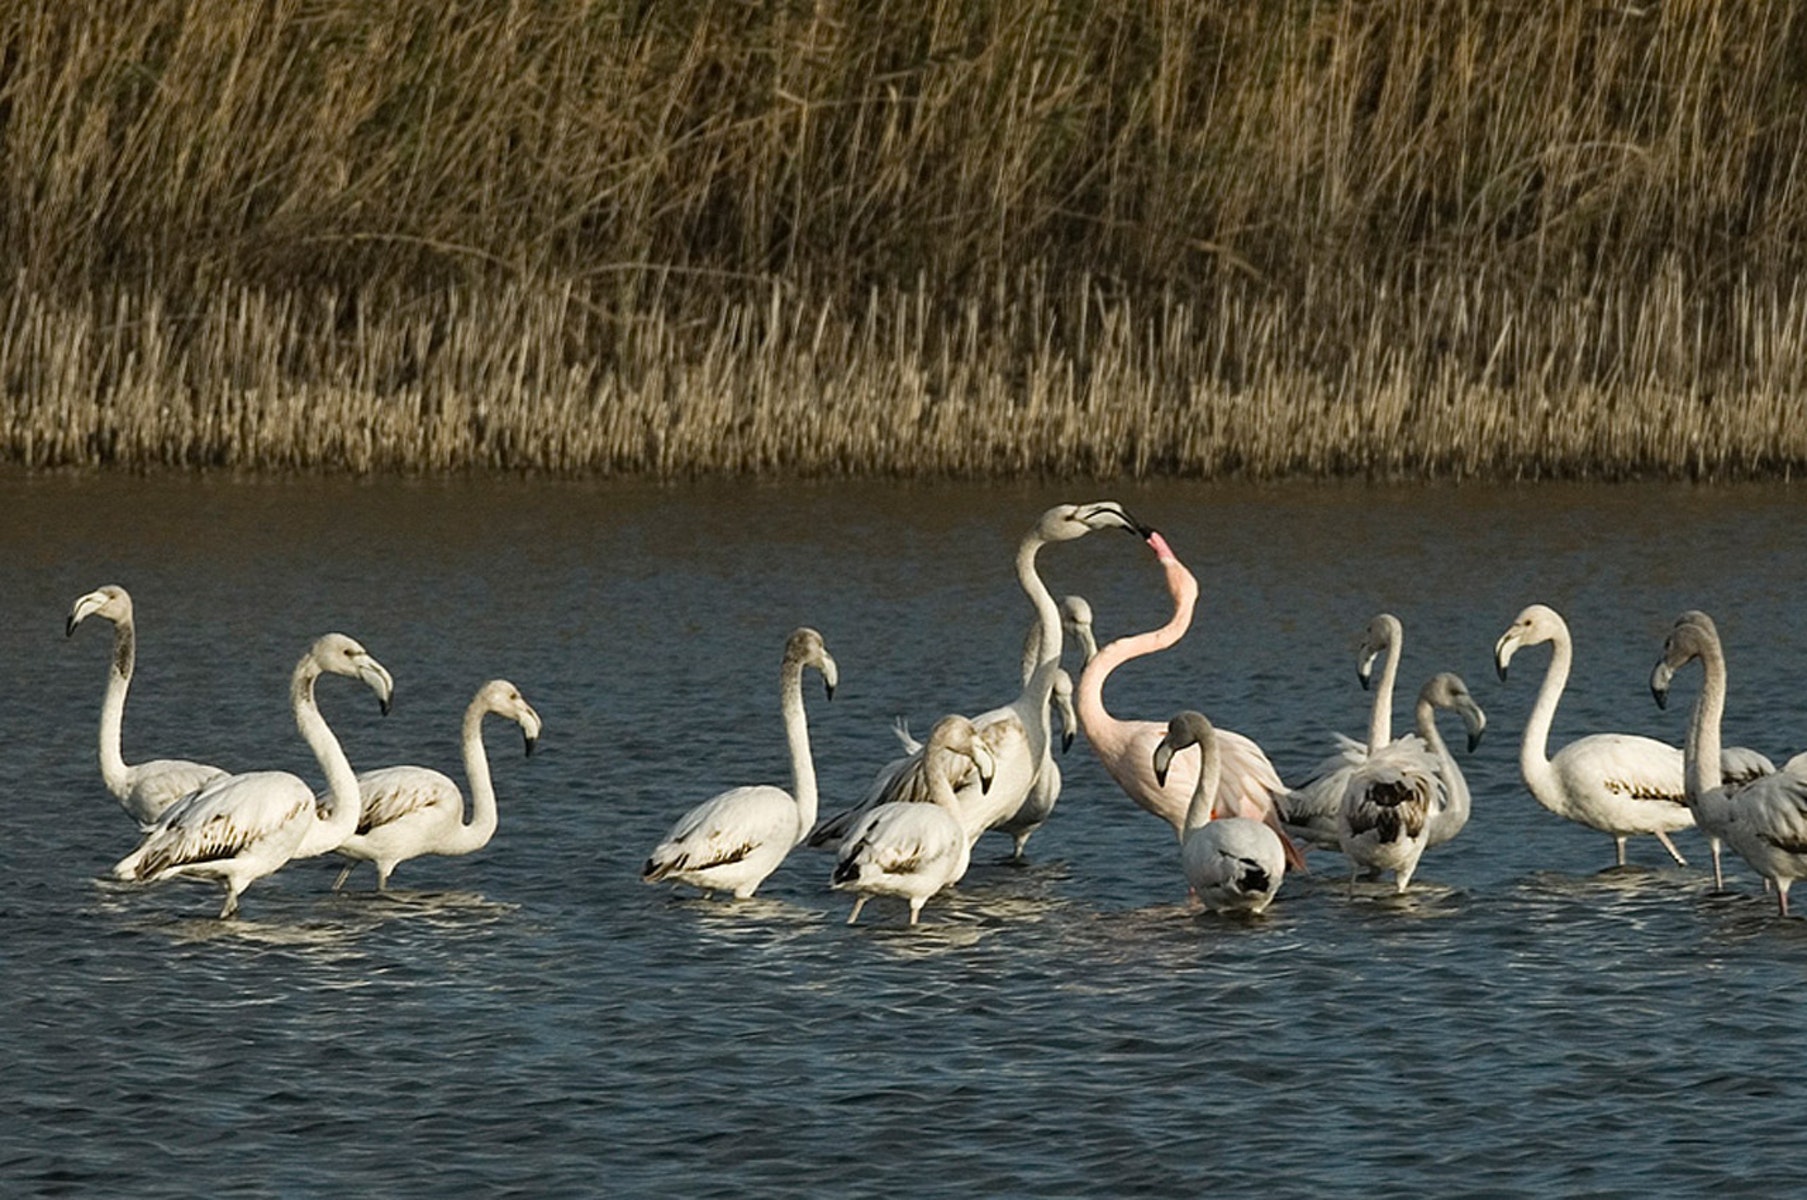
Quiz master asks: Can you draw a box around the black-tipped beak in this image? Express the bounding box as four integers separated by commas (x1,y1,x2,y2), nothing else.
524,733,538,757
1358,669,1372,692
1495,661,1509,683
979,770,993,795
1062,729,1074,753
63,617,77,638
379,695,393,717
1467,729,1483,753
824,680,835,701
1652,684,1668,710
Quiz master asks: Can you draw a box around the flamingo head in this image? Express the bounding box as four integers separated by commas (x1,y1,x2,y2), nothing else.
309,633,395,715
926,715,995,794
1650,612,1716,710
1494,603,1564,682
1422,672,1487,752
1356,613,1402,690
1033,501,1150,545
66,584,132,637
477,679,543,756
785,626,838,700
1152,710,1214,788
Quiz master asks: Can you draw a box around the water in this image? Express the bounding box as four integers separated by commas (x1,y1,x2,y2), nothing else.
3,473,1805,1196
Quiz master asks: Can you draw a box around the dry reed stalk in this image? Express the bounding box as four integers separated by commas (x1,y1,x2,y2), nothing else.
2,3,1807,477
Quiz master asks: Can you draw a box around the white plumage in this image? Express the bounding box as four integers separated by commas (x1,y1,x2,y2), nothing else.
1653,611,1807,912
111,634,394,918
1495,603,1697,866
811,502,1153,858
832,715,997,925
66,585,228,824
1154,711,1285,914
332,679,542,890
1279,613,1406,850
644,628,837,900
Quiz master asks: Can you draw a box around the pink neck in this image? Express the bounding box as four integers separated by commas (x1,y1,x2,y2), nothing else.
1076,552,1198,737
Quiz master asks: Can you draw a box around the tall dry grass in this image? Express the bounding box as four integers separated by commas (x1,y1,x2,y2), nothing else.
2,0,1806,477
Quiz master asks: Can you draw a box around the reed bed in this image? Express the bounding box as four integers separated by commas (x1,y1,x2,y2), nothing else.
3,0,1807,478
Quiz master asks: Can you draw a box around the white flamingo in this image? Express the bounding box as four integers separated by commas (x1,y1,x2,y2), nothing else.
1417,672,1488,849
1278,613,1406,849
814,502,1155,859
330,680,542,891
643,628,837,899
111,634,394,918
66,585,228,823
1062,541,1301,866
1153,711,1285,915
1652,611,1807,911
1336,738,1437,894
1494,603,1698,867
810,623,1075,861
832,715,997,926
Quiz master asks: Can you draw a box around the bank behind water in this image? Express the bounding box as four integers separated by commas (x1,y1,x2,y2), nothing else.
5,275,1807,481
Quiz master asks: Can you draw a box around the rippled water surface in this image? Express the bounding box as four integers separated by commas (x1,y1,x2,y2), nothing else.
4,474,1806,1196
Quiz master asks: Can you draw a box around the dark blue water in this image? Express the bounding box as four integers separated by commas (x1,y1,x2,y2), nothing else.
2,474,1804,1196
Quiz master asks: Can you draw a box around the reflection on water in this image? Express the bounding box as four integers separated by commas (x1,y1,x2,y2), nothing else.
4,474,1807,1196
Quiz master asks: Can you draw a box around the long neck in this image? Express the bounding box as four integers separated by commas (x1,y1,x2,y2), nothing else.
1018,622,1043,687
292,660,361,840
1685,639,1727,802
1075,553,1198,745
779,658,818,843
1519,629,1570,794
447,698,501,854
96,617,135,796
1182,738,1222,838
1417,696,1468,828
1014,532,1063,760
927,748,964,813
1366,628,1402,749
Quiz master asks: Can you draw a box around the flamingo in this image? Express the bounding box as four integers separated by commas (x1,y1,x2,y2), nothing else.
643,628,837,899
1153,711,1285,915
66,585,227,823
330,680,542,891
111,634,394,918
1328,671,1485,892
1277,613,1406,849
1494,603,1698,867
1417,672,1488,849
813,502,1155,860
810,624,1075,861
1652,611,1807,911
1065,536,1303,867
832,715,997,926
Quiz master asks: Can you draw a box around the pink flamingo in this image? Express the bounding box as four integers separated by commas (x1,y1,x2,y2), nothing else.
1070,533,1304,869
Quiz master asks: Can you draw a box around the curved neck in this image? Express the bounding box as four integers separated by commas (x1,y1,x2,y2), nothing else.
1519,629,1571,794
779,657,818,841
447,697,501,853
1182,737,1222,837
1685,638,1727,802
292,658,361,840
1418,695,1468,823
1013,531,1064,760
1076,554,1197,739
96,617,135,796
1018,621,1043,687
1366,629,1402,749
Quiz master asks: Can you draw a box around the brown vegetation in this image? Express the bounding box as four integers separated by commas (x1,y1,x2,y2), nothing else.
2,0,1806,478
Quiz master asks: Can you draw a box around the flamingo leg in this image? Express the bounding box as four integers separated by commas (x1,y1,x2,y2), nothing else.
331,863,355,892
1613,835,1628,867
846,896,867,925
1778,881,1791,918
908,901,922,926
1653,830,1688,866
1709,840,1725,893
